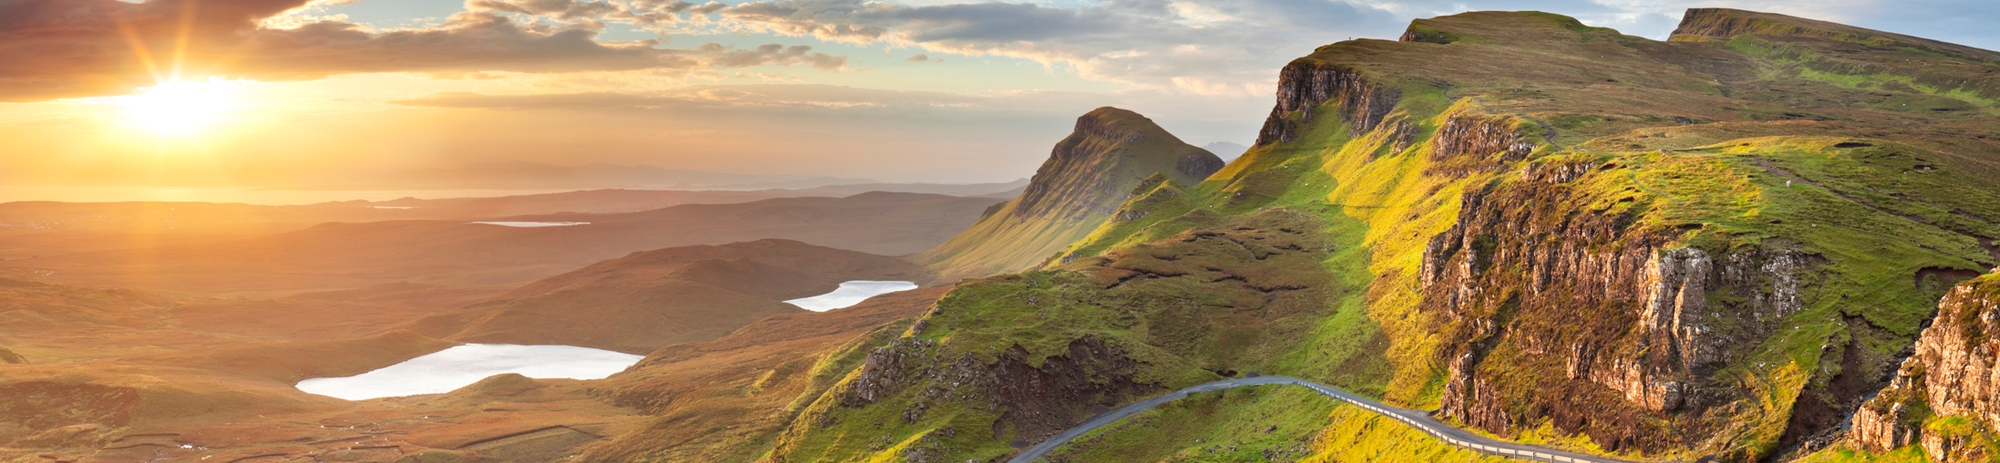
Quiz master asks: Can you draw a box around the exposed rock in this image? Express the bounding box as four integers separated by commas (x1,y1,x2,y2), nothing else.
1255,61,1401,147
1422,165,1819,452
1175,153,1226,179
1427,115,1537,177
1851,398,1920,453
1852,276,2000,461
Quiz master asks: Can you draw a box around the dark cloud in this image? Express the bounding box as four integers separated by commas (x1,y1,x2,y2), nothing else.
0,0,851,101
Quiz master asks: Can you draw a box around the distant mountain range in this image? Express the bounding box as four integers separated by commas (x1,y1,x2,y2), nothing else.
1201,141,1249,160
314,161,878,190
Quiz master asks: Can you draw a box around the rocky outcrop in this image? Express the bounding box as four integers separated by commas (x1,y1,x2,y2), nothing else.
1254,61,1401,147
1427,115,1537,177
1422,156,1819,452
807,334,1155,460
0,347,24,364
1175,153,1226,179
1852,276,2000,461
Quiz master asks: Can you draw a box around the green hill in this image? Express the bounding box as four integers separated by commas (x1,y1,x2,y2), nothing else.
754,8,2000,463
917,107,1225,281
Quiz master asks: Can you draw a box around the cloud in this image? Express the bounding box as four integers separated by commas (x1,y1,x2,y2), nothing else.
696,0,1404,96
393,84,985,113
0,0,854,101
905,53,938,62
699,43,850,71
467,0,728,28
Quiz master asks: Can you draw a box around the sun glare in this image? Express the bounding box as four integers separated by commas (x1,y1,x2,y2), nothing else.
120,79,243,136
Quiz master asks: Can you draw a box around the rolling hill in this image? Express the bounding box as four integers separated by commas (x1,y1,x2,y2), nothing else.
3,192,995,293
405,239,930,354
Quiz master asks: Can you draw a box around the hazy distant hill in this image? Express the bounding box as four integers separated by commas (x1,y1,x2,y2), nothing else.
2,192,998,293
1201,141,1250,160
357,161,875,190
404,239,927,354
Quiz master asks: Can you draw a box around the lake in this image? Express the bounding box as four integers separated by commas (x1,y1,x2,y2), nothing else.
784,280,919,312
295,343,644,400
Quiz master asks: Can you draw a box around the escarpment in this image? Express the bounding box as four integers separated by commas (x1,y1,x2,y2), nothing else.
1254,61,1400,147
1852,275,2000,462
1424,155,1820,451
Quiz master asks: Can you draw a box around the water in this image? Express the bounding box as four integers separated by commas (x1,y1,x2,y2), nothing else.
467,221,590,227
295,343,644,400
784,281,919,312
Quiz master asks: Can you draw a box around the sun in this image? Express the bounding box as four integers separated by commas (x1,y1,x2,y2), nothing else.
120,79,242,136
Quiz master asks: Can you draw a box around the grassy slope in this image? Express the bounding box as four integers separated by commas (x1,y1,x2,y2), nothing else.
765,9,2000,463
1038,385,1505,463
919,108,1221,281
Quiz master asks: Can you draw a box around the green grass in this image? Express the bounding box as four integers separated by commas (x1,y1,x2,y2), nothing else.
1038,385,1507,463
1795,446,1931,463
765,9,2000,462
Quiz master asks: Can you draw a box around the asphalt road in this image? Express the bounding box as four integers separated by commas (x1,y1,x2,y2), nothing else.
1006,376,1643,463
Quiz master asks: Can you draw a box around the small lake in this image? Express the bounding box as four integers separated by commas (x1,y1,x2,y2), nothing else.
467,221,590,227
784,281,919,312
296,344,643,400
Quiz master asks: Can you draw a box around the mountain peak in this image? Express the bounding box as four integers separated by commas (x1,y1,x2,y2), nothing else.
1018,107,1219,219
918,107,1223,280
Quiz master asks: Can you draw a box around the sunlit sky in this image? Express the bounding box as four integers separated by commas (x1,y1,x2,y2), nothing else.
0,0,1992,189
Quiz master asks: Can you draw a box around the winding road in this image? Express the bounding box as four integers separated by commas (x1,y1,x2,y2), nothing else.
1007,376,1643,463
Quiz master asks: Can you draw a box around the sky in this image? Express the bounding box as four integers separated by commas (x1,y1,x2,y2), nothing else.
0,0,1993,189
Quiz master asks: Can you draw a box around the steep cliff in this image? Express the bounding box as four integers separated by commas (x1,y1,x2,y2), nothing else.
642,8,2000,463
1851,275,2000,462
917,107,1224,281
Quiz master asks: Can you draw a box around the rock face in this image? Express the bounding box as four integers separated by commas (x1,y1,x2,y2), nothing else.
919,107,1224,280
748,7,2000,463
0,347,24,365
1254,61,1400,147
1422,154,1818,452
1853,276,2000,462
